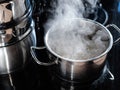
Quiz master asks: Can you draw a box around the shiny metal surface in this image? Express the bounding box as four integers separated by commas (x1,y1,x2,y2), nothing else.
0,0,32,30
0,20,36,74
0,0,31,23
0,0,32,46
0,18,32,47
31,18,120,83
0,0,36,74
50,54,107,83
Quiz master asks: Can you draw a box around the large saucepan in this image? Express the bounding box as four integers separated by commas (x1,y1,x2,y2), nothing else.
31,18,120,84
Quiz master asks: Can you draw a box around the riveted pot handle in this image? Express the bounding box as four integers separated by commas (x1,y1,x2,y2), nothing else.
106,24,120,45
30,46,57,66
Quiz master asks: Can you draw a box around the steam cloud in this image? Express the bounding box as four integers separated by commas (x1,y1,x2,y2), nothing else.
44,0,99,31
47,19,109,60
44,0,109,60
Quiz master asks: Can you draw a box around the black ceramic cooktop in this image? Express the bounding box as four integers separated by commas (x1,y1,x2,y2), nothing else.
0,0,120,90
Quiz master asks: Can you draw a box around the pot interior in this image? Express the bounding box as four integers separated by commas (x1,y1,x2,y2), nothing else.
45,18,113,61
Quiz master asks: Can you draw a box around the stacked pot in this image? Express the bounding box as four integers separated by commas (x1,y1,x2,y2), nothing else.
0,0,36,74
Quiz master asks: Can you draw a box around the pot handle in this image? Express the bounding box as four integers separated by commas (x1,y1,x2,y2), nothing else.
100,65,114,82
30,46,57,66
106,24,120,45
107,68,114,80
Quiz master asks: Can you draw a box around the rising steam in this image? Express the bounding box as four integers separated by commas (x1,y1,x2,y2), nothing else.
47,19,109,60
44,0,109,60
44,0,99,31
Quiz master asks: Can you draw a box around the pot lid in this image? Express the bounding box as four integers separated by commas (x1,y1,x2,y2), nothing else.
0,0,31,30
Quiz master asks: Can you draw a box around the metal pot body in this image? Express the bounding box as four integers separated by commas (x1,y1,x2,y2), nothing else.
31,18,120,83
49,52,107,83
0,20,36,74
45,18,113,83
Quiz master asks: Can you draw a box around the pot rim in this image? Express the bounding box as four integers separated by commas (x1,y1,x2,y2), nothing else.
45,18,113,62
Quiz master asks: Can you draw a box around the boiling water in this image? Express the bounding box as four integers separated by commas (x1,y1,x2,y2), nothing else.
47,19,109,60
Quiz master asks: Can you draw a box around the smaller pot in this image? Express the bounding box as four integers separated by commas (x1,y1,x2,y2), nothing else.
31,18,120,83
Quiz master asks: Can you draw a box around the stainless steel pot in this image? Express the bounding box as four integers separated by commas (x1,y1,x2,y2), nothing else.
31,18,120,83
0,20,36,74
0,0,36,74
